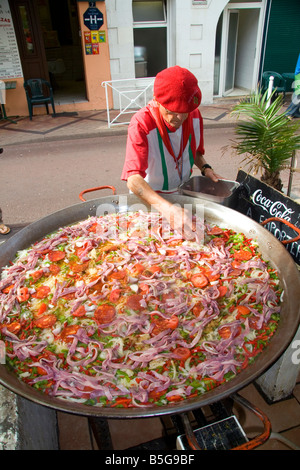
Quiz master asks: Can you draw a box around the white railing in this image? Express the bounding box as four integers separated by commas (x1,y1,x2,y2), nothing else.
101,77,155,127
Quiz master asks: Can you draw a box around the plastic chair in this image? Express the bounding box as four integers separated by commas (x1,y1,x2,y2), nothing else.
261,71,287,99
23,78,56,120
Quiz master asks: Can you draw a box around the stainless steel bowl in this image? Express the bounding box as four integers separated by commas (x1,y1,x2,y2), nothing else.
180,176,240,207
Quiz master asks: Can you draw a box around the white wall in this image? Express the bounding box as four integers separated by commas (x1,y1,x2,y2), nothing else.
105,0,234,105
106,0,135,80
174,0,228,104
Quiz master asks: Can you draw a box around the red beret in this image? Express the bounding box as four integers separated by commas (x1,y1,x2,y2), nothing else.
154,66,202,113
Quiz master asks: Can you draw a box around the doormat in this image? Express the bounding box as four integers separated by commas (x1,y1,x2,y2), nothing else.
52,112,78,118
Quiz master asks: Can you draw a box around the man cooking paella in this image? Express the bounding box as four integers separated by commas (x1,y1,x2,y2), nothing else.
121,66,220,238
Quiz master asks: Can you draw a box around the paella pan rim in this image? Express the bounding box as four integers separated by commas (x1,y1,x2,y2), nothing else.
0,194,299,419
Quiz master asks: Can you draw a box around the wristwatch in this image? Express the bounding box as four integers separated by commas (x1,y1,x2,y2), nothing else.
201,164,212,176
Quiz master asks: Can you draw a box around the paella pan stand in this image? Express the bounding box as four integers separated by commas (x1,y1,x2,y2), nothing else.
78,186,300,451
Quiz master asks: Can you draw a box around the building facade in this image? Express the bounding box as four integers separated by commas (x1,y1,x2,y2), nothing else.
1,0,299,119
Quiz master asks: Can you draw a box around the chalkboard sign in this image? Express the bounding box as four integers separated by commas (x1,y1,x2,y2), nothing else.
235,170,300,265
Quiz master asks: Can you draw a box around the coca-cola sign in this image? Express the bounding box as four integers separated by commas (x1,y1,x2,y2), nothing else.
236,170,300,265
251,189,294,221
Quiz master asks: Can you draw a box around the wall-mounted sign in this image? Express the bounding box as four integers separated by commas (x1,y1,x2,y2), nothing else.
0,0,23,79
83,6,104,31
84,29,106,54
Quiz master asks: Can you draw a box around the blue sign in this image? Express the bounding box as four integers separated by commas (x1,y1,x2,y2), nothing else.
83,7,104,31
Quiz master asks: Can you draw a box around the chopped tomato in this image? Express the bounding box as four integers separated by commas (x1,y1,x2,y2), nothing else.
139,283,150,295
89,280,103,294
164,316,179,329
149,265,161,273
192,302,203,317
219,325,242,339
172,347,191,361
94,304,116,324
72,305,86,317
75,243,89,258
101,243,119,253
62,292,75,300
233,249,253,261
111,397,132,408
110,270,127,280
230,268,242,277
109,288,122,303
88,222,98,233
236,305,251,318
2,284,14,294
36,367,48,376
60,324,80,341
205,270,220,282
144,265,161,276
231,260,242,269
31,269,44,281
130,263,145,276
34,314,57,329
17,286,30,303
166,394,184,402
6,322,21,334
37,303,48,316
166,249,177,256
151,315,179,335
218,326,231,339
69,261,89,273
190,273,209,288
32,285,51,299
217,285,228,298
48,251,66,262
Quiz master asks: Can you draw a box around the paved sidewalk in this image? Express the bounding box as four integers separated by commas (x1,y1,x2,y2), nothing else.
0,99,241,147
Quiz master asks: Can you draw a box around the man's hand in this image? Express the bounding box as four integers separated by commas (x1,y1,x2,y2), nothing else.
161,204,196,240
127,174,202,240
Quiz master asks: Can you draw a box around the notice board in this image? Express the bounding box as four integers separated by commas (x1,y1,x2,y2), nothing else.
235,170,300,265
0,0,23,79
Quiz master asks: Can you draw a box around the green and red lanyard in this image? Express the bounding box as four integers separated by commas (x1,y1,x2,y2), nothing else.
149,102,192,183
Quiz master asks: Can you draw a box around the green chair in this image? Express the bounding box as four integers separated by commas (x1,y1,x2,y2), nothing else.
23,78,56,120
261,71,286,99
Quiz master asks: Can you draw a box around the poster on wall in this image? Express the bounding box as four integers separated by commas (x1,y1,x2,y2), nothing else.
84,30,106,55
0,0,23,79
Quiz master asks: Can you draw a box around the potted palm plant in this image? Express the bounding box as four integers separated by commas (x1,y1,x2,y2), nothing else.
230,89,300,191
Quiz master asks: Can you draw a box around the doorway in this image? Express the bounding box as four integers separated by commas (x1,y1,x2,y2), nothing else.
215,3,264,97
36,0,86,104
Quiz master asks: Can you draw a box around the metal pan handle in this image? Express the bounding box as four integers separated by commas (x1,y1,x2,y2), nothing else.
79,185,116,202
230,393,271,450
261,217,300,245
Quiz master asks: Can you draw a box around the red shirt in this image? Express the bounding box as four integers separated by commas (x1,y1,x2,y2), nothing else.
121,102,204,192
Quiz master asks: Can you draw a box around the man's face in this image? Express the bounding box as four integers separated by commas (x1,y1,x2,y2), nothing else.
157,103,188,129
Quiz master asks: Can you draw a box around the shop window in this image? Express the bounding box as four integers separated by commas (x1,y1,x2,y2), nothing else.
133,0,167,78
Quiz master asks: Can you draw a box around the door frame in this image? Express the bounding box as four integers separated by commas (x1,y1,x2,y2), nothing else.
9,0,49,81
223,9,239,96
218,1,267,97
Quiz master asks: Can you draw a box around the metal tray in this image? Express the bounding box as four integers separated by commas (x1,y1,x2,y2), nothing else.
179,176,240,206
